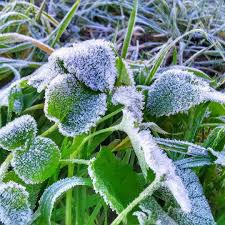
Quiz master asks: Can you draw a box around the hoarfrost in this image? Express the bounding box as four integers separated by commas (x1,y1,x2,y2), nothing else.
0,181,32,225
12,136,60,184
44,74,107,137
28,62,62,93
49,39,116,92
0,115,37,151
169,168,216,225
112,86,144,122
146,69,225,116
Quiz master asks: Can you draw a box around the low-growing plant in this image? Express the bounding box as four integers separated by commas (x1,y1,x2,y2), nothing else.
1,1,225,225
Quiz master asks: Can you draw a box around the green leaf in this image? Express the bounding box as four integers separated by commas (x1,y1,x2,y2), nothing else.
8,85,23,115
12,136,60,184
4,171,42,209
38,176,91,225
88,148,144,213
0,181,32,225
0,115,37,151
146,69,225,117
44,74,107,137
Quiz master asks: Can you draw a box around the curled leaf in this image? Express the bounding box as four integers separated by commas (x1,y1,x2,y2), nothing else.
146,69,225,116
49,39,116,92
44,74,107,137
38,176,90,225
12,136,60,184
0,182,32,225
0,115,37,151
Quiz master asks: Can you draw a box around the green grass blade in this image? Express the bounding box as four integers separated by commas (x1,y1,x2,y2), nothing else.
50,0,80,47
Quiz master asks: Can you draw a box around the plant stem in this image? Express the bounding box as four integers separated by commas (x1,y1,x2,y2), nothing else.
40,123,58,137
22,103,44,114
65,155,74,225
96,108,123,125
111,176,162,225
0,153,13,181
60,159,90,165
70,126,118,159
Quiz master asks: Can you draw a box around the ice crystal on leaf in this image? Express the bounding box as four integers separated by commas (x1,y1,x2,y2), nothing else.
0,182,32,225
44,74,107,137
112,86,144,122
140,130,191,213
28,62,62,93
146,69,225,116
12,136,60,184
168,168,216,225
0,115,37,151
49,39,116,92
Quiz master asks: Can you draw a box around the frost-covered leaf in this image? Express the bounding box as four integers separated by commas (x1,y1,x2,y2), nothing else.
4,171,42,209
140,130,191,213
44,74,107,137
38,176,90,225
0,115,37,151
0,181,32,225
112,86,144,122
28,62,61,93
168,168,216,225
134,197,177,225
88,148,143,213
12,136,60,184
49,39,116,92
146,69,225,116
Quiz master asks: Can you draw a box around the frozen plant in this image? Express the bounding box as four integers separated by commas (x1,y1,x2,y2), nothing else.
146,69,225,116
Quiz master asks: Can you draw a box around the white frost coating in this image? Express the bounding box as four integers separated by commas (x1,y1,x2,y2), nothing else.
208,148,225,166
28,62,62,93
112,86,144,122
0,115,37,151
140,130,191,213
0,181,32,225
169,168,216,225
146,69,225,117
44,74,107,137
39,176,87,224
11,136,61,184
88,158,119,213
117,110,148,177
49,39,117,92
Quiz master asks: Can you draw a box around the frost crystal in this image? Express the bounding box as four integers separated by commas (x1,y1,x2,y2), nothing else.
0,182,32,225
44,74,107,137
112,86,144,122
49,39,116,92
0,115,37,151
146,69,225,116
28,62,62,93
12,136,61,184
140,130,191,213
169,168,216,225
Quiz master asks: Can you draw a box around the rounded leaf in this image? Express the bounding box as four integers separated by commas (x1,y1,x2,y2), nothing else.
0,115,37,151
49,39,116,92
12,136,60,184
44,74,107,137
0,181,32,225
146,69,211,116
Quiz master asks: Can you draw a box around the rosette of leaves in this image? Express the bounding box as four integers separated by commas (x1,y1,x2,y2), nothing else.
28,39,116,137
0,115,61,184
146,69,225,117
